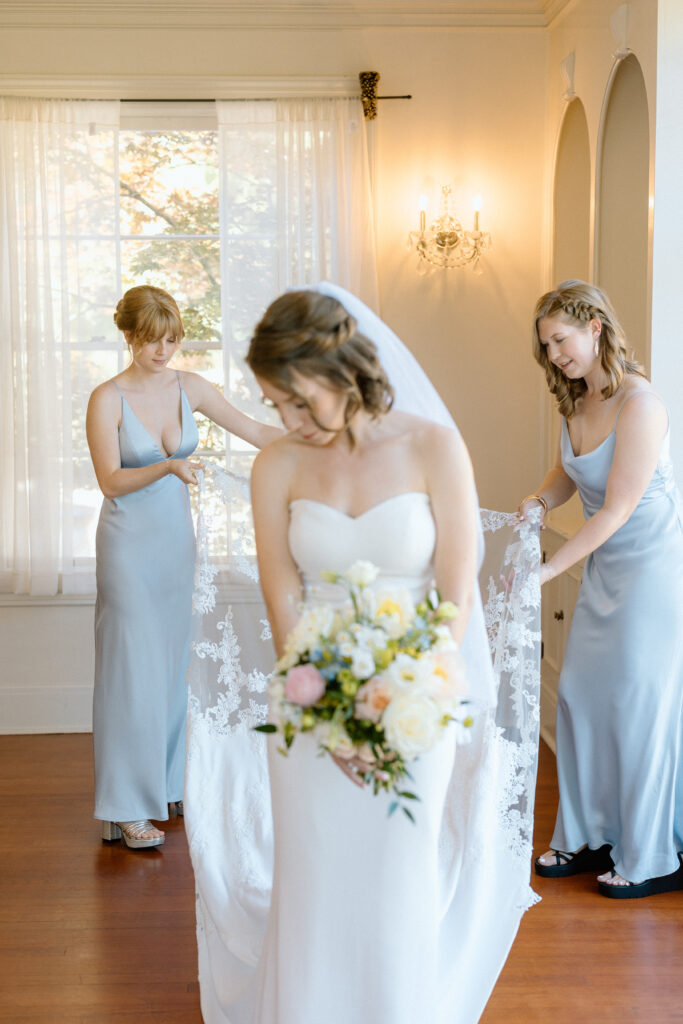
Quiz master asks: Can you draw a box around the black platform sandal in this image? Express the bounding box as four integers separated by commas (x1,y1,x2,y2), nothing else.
535,843,613,878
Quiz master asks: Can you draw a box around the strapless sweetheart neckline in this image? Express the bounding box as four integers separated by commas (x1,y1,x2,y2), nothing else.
289,491,429,521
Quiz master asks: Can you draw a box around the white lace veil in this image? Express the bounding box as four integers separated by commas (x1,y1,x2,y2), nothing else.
185,284,542,1024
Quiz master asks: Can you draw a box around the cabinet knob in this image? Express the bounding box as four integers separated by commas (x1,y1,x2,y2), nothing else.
553,610,564,621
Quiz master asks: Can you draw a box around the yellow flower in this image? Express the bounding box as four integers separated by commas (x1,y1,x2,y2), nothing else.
377,598,403,619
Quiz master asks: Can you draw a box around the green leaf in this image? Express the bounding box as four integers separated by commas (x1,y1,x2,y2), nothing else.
388,801,399,817
403,807,416,824
253,723,277,734
396,790,420,801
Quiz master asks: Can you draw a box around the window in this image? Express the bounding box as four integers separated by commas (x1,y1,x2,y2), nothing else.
1,94,374,594
75,103,228,560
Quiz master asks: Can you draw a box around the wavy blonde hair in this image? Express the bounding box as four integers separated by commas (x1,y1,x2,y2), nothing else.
533,280,646,418
246,290,394,443
114,285,185,348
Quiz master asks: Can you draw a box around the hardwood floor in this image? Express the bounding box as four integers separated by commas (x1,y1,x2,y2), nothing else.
0,735,681,1023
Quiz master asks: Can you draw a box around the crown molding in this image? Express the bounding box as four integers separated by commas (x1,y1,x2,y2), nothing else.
542,0,575,29
0,74,360,100
0,1,565,30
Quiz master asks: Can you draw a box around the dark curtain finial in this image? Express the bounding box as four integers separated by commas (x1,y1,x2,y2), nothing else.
359,71,380,120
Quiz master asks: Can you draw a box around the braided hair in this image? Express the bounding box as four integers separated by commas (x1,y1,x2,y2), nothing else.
532,280,645,418
246,291,394,443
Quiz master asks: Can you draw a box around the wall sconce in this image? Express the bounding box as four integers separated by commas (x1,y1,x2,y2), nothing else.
407,185,491,274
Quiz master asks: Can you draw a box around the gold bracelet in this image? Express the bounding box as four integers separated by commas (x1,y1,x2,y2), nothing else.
526,494,548,512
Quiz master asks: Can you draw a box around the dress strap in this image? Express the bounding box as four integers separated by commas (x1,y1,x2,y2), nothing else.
614,388,667,429
111,379,124,397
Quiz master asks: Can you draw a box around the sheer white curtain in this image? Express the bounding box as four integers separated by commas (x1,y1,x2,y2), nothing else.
0,97,120,595
205,97,379,567
216,97,377,419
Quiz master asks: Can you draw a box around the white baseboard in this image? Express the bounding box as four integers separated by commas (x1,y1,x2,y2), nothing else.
0,684,93,734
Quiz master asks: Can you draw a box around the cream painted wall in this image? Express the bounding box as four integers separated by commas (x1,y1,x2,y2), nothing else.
651,0,683,460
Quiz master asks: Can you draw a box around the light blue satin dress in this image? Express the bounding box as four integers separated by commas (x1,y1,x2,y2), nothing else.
552,395,683,882
93,373,199,822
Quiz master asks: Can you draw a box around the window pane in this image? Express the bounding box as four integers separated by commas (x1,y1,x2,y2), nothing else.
119,130,219,237
120,237,221,346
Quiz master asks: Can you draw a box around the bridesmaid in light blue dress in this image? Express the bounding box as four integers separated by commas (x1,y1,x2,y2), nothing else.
87,285,279,849
520,280,683,899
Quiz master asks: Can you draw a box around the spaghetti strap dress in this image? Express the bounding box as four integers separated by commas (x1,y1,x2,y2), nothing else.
552,392,683,882
93,372,199,822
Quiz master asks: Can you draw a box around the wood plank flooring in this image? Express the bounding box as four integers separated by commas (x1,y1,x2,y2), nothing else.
0,735,681,1023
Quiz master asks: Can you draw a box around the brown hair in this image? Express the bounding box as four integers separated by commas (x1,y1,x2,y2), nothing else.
533,279,646,418
246,290,394,440
114,285,185,348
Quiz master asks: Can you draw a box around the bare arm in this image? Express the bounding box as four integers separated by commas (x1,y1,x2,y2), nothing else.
251,442,303,656
519,428,577,523
86,383,200,498
182,372,281,449
542,393,667,583
426,426,479,646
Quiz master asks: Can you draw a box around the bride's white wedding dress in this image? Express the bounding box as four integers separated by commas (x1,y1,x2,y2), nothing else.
187,484,541,1024
185,283,542,1023
257,492,453,1023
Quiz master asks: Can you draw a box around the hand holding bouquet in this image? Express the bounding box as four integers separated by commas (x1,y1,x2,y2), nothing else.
256,561,473,820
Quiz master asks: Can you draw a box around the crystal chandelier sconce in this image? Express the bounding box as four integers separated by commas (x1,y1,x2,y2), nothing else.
408,186,492,274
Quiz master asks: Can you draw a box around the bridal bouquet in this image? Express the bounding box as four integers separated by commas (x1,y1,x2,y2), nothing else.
255,561,473,820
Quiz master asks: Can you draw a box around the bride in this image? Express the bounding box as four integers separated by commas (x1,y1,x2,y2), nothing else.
185,283,541,1023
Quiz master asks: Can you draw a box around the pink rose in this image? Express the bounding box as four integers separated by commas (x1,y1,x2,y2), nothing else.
355,675,394,723
285,664,326,706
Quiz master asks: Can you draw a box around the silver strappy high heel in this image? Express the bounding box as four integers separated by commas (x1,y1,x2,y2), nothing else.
101,819,165,849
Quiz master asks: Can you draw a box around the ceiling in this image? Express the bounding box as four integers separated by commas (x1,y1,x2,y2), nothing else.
0,1,574,30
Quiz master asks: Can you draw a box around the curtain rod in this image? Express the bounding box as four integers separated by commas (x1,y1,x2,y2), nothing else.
121,74,409,121
120,96,411,104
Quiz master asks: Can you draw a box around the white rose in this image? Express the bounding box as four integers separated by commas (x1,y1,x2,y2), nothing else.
342,560,380,588
350,645,376,680
382,694,442,761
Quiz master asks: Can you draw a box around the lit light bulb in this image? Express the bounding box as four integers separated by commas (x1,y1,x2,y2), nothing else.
418,194,428,233
472,194,482,232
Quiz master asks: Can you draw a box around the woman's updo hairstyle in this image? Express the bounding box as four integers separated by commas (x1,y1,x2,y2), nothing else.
247,290,394,438
532,279,645,418
114,285,185,348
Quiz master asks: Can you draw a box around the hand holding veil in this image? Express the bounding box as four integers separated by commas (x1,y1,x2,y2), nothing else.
185,284,542,1024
